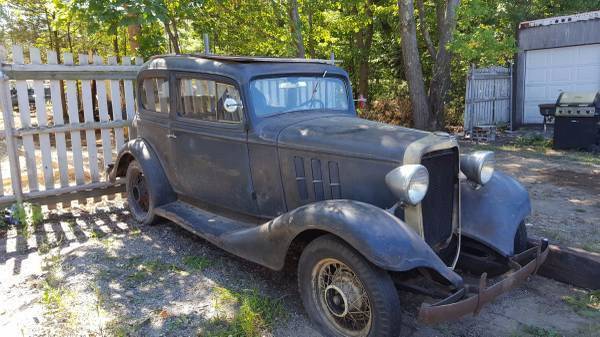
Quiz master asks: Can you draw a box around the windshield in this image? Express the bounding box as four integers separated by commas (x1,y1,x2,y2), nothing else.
250,76,350,117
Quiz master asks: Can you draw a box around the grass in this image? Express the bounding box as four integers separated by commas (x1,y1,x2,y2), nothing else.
204,287,285,337
562,290,600,318
467,132,600,166
40,251,77,329
510,324,563,337
126,259,182,283
182,255,212,272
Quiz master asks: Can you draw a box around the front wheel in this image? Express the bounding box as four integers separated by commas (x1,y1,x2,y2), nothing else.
298,235,401,337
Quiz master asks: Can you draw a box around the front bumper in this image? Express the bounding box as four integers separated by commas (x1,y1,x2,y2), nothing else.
418,239,549,324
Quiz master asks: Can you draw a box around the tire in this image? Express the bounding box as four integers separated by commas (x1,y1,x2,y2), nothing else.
298,235,401,337
458,221,529,276
513,221,528,254
126,160,157,225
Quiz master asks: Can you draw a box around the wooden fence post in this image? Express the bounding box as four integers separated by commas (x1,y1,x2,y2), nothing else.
0,46,23,203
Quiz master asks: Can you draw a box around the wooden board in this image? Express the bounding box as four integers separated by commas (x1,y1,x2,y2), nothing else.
47,51,70,188
30,48,55,191
108,57,125,153
79,54,100,183
93,56,113,172
12,45,39,192
63,53,85,186
530,238,600,290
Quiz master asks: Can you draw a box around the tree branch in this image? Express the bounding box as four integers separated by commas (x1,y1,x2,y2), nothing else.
416,0,436,58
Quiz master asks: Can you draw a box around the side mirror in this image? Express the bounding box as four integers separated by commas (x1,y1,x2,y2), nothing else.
223,97,243,113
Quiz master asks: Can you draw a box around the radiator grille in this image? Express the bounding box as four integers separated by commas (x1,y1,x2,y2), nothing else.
420,148,458,248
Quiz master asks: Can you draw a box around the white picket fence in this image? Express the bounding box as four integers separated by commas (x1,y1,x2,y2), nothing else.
0,45,143,208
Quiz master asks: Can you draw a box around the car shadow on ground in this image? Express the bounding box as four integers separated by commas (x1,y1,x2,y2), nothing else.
1,204,598,337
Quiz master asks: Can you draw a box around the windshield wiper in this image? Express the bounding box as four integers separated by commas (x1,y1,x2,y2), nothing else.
308,70,327,108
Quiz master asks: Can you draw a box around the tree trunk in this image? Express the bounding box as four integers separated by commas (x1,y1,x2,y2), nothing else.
398,0,431,130
113,34,120,60
356,1,374,106
163,20,181,54
127,24,141,54
287,0,305,58
427,0,460,129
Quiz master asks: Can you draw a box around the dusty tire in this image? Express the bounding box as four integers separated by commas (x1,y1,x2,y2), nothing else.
513,221,528,254
126,160,157,225
458,221,529,276
298,235,401,337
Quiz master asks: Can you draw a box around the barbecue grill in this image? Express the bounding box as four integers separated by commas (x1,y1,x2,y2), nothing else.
552,92,600,150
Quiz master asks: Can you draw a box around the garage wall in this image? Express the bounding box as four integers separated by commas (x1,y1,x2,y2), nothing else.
523,44,600,123
515,18,600,126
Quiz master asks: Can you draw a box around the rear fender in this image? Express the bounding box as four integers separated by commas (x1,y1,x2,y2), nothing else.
220,199,463,288
461,171,530,257
109,138,176,207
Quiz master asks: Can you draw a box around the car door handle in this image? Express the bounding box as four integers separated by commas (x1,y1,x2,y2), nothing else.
167,133,177,139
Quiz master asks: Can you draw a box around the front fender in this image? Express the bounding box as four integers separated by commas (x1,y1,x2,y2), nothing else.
461,171,530,257
109,138,176,207
220,200,463,287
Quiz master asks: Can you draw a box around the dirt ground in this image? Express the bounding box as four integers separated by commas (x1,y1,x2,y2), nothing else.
461,130,600,253
1,130,599,337
0,201,598,337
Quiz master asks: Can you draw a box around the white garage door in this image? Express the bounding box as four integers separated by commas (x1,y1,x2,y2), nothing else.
523,44,600,123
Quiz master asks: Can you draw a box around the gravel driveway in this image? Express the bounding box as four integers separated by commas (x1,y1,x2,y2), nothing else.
1,142,599,337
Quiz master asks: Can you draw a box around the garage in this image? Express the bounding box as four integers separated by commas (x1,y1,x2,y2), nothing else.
523,43,600,123
515,10,600,126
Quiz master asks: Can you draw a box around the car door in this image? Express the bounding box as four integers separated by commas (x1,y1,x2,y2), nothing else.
137,72,176,180
170,73,258,215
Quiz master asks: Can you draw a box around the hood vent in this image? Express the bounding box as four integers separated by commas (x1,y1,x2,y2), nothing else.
294,157,342,201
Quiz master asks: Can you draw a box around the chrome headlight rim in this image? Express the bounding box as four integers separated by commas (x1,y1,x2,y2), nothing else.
385,164,430,206
460,151,495,185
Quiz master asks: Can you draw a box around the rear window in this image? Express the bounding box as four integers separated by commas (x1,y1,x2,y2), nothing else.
141,78,170,113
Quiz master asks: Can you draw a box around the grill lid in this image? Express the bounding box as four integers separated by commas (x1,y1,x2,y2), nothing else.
555,92,600,117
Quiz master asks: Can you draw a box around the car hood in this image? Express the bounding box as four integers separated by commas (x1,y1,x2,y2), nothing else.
276,115,457,164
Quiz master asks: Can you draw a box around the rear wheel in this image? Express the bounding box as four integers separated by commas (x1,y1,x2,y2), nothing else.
298,235,401,337
126,160,156,225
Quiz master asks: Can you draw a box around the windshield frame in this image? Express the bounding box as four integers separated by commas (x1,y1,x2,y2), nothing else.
248,73,354,120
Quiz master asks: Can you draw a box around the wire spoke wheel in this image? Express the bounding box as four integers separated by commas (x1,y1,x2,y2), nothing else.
127,165,150,217
313,258,372,336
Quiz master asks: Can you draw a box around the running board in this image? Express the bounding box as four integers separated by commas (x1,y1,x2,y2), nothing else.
154,201,253,244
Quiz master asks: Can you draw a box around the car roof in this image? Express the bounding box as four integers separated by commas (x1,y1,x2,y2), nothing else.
139,54,348,82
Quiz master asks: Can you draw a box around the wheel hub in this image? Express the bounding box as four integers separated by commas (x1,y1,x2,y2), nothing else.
315,259,372,335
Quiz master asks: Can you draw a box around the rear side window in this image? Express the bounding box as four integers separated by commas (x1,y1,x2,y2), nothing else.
178,77,243,123
141,78,170,113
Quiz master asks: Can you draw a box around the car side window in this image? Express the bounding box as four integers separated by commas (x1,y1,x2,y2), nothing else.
141,78,170,113
178,77,243,123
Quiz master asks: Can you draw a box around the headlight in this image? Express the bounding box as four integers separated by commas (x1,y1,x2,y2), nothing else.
460,151,495,185
385,164,429,205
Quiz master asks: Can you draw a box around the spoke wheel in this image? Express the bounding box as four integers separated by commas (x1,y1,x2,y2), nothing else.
126,160,156,225
314,259,372,336
298,235,401,337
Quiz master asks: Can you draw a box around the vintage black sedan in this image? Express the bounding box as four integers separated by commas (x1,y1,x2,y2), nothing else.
109,55,548,337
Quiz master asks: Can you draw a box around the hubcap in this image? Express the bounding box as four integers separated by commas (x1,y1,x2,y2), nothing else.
314,258,372,336
129,169,149,215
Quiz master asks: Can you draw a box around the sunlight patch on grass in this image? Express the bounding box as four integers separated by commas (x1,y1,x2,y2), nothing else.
203,286,285,337
563,290,600,319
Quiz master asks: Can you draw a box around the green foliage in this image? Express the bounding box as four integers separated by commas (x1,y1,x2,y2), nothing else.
206,287,285,337
513,135,553,149
3,0,600,127
563,290,600,318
